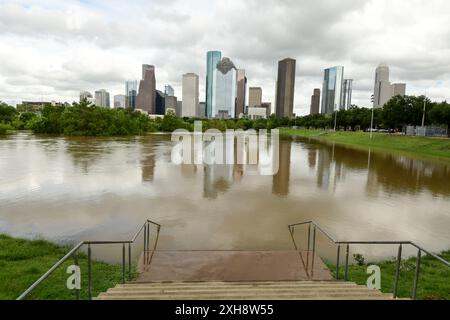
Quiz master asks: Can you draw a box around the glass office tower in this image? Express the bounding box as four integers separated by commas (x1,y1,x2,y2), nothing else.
206,50,222,118
125,80,137,109
321,66,344,114
212,57,237,119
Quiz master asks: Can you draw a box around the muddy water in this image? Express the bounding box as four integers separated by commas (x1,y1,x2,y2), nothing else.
0,132,449,262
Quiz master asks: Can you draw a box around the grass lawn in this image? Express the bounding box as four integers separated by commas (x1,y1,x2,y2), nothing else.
326,250,450,300
0,234,137,300
280,129,450,162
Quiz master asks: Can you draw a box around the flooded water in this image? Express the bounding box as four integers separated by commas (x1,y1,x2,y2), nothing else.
0,132,449,262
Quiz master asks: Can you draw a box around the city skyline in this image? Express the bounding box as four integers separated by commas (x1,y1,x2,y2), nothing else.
1,1,450,115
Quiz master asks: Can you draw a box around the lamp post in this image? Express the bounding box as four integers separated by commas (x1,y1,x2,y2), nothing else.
421,94,427,128
334,104,338,132
370,95,375,139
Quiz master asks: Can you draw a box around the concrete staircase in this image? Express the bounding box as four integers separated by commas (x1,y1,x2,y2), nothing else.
96,281,393,300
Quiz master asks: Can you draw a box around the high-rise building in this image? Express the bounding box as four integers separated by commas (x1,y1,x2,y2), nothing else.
164,85,175,97
236,69,246,118
136,64,156,114
182,73,199,118
321,66,344,114
114,95,126,108
248,87,262,108
212,57,237,119
276,58,296,118
176,101,182,117
341,79,353,110
155,90,166,115
310,89,320,115
198,102,206,118
373,64,407,108
261,102,272,118
373,63,392,108
94,89,110,108
165,96,177,115
391,83,406,97
125,80,137,109
79,91,95,105
206,51,222,118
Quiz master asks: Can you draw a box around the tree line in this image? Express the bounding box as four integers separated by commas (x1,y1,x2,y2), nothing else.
1,95,449,136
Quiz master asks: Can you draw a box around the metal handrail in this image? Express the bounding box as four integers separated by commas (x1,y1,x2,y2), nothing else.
17,219,161,300
288,220,450,300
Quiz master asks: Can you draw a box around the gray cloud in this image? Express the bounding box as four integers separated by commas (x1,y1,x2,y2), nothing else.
0,0,450,114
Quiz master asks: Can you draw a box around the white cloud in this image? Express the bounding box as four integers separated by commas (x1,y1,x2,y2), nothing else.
0,0,450,114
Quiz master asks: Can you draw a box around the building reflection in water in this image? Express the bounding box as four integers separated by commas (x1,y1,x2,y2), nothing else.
141,146,156,182
272,140,291,196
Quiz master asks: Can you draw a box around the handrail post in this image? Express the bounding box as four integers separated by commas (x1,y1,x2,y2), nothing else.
393,244,402,299
307,224,311,251
143,224,147,263
412,249,421,300
312,226,316,257
336,245,341,280
88,244,92,300
73,252,80,300
344,244,349,281
128,243,132,280
122,243,125,284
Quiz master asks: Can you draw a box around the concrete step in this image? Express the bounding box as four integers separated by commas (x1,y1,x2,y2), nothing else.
97,281,393,300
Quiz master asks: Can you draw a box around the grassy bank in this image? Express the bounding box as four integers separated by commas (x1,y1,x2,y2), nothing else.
326,250,450,300
0,234,137,300
0,123,13,135
281,129,450,161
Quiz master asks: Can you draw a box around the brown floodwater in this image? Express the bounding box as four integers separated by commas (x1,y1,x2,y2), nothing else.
0,131,449,263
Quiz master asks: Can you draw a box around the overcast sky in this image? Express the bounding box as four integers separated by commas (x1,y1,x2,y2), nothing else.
1,0,450,115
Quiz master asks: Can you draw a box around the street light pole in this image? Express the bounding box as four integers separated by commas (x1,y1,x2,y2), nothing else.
421,94,427,128
334,104,338,132
370,95,375,139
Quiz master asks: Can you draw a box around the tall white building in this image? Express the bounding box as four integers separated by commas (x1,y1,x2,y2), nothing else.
182,73,199,118
95,89,110,108
373,63,406,108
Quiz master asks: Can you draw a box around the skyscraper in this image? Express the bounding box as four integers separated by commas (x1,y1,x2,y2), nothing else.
321,66,344,114
136,64,156,114
276,58,296,118
310,89,320,115
248,87,262,108
155,90,166,115
235,69,246,118
391,83,406,97
125,80,137,109
341,79,353,110
79,91,95,104
164,85,175,97
94,89,110,108
182,73,199,118
114,95,126,108
206,51,222,118
212,57,237,119
373,63,391,108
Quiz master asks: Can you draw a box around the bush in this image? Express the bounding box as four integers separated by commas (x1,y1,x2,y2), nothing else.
0,123,13,135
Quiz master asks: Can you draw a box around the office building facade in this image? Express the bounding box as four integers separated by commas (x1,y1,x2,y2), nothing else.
321,66,344,114
310,89,320,115
136,64,156,114
341,79,353,110
236,69,246,118
205,51,222,118
114,95,126,108
249,87,262,108
95,89,110,108
276,58,296,118
125,80,137,109
212,57,237,119
182,73,199,118
164,85,175,97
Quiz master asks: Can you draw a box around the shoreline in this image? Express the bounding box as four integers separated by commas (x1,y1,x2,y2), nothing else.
280,129,450,164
